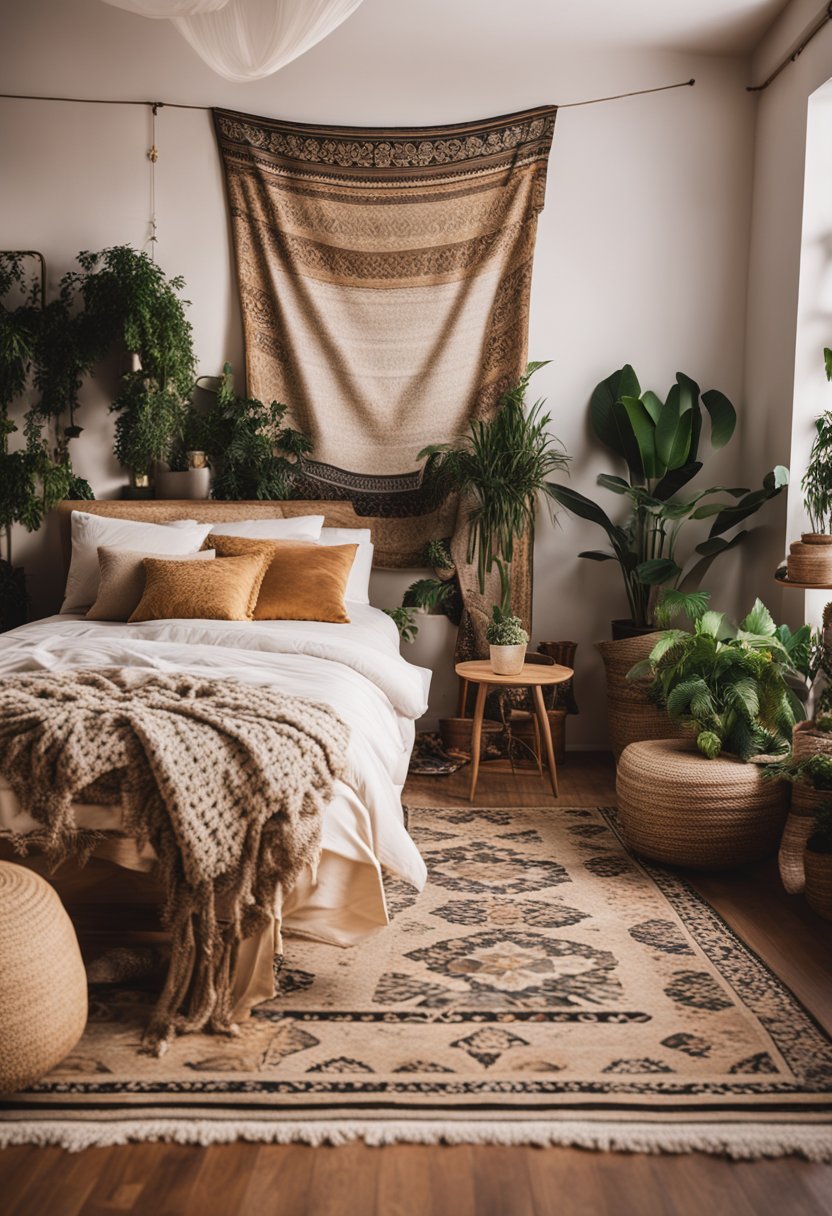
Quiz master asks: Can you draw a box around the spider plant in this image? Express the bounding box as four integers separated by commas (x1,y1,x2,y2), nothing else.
419,362,569,593
629,598,808,760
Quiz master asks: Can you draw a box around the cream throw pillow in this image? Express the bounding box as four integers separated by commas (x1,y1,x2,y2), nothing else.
61,512,213,614
129,553,271,623
86,547,216,622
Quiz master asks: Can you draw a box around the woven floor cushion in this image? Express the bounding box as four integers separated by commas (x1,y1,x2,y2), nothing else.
616,739,789,869
0,862,88,1093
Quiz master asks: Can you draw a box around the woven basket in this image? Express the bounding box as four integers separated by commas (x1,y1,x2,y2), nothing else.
616,739,789,869
438,717,503,759
511,708,567,765
778,722,832,893
804,849,832,920
786,539,832,584
0,862,88,1093
596,633,688,761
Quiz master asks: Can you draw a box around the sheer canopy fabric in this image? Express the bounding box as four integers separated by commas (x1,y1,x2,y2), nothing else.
99,0,364,82
101,0,230,16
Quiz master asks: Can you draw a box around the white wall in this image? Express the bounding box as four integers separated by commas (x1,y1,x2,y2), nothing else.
0,0,761,744
743,0,832,632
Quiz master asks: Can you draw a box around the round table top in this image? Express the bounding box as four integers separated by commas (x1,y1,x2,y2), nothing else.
774,572,832,591
455,659,574,686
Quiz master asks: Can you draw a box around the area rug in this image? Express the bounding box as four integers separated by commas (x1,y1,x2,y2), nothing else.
2,805,831,1157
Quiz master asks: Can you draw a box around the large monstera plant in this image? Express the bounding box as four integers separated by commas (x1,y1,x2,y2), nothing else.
549,365,788,630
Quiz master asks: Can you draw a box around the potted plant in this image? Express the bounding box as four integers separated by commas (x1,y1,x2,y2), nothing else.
73,246,196,493
549,365,788,637
198,363,311,500
615,599,804,868
764,712,832,893
785,349,832,582
485,602,529,675
425,538,455,582
0,253,92,629
805,804,832,919
420,361,569,652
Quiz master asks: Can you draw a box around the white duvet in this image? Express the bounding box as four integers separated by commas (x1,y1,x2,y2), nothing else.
0,605,431,930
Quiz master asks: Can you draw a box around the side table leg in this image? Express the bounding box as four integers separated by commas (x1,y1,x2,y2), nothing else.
468,683,489,802
457,678,469,718
533,685,559,797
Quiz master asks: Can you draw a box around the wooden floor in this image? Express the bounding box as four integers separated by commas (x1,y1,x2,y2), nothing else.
2,752,831,1216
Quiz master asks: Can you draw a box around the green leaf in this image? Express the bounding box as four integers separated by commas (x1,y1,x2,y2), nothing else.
596,473,631,494
656,403,693,472
639,390,663,424
621,395,659,478
697,610,726,638
740,598,776,638
675,372,701,415
653,460,702,501
701,388,736,448
589,365,640,456
825,347,832,381
578,549,617,561
548,484,625,546
635,557,681,585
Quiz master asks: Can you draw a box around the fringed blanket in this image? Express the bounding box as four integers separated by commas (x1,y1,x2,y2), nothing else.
213,105,557,650
0,670,349,1053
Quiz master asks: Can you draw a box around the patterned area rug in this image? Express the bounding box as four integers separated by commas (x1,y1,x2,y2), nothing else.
2,805,831,1156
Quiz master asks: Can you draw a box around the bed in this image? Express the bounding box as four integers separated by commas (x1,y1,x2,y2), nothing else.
0,500,430,1021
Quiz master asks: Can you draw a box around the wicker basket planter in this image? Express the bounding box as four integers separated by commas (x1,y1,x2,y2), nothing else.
438,716,503,759
786,535,832,584
511,707,567,765
777,721,832,893
804,848,832,920
597,633,688,761
616,738,789,869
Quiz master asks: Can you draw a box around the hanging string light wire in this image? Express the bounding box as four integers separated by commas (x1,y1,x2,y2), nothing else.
147,102,162,256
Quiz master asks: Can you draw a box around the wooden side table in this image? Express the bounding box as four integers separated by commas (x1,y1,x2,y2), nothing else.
455,659,574,801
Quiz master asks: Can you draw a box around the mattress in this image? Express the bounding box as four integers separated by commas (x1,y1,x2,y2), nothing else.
0,606,430,969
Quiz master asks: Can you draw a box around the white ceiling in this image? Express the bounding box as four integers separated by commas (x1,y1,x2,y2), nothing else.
458,0,791,55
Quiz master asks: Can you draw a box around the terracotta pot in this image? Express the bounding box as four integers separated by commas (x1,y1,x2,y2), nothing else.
489,643,526,675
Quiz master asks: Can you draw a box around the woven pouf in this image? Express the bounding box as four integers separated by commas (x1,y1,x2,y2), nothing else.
616,739,789,869
0,862,88,1092
596,634,688,761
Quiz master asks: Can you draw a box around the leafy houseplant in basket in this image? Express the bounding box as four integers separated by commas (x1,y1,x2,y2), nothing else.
548,365,788,637
419,361,569,652
804,804,832,920
614,599,805,869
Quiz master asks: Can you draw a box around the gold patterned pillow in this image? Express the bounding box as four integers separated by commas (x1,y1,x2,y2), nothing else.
87,546,216,622
207,534,357,623
129,553,271,623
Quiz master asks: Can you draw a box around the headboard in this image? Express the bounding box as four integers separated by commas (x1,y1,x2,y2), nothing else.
55,499,368,572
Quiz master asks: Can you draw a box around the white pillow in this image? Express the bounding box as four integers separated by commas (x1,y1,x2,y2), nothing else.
317,527,373,604
209,516,324,541
61,512,213,614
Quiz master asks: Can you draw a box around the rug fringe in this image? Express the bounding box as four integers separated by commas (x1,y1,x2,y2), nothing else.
1,1118,830,1159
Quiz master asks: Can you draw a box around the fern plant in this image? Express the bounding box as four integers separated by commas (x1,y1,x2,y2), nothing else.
629,599,807,760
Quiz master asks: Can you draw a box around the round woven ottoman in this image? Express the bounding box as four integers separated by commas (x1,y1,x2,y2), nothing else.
616,739,789,869
0,862,88,1092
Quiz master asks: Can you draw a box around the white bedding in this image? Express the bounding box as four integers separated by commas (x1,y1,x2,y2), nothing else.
0,605,430,943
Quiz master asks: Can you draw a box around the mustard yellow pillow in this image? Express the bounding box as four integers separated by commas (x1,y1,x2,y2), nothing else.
129,553,271,623
208,535,357,623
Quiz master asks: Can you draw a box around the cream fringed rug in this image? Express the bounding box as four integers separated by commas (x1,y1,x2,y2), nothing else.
2,805,831,1157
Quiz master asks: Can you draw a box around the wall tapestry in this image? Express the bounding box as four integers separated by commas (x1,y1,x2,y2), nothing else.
213,104,556,651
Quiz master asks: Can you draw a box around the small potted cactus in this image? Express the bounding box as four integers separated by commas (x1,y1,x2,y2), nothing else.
485,604,529,676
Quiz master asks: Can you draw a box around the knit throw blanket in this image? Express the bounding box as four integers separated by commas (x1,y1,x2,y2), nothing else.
0,669,349,1052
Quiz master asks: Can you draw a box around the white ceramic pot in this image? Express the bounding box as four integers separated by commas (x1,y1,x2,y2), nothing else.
489,643,526,676
154,467,211,500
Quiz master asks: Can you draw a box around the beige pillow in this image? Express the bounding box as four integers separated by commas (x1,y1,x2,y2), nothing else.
129,553,271,623
208,534,357,623
86,547,216,622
